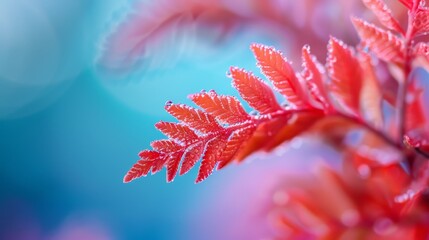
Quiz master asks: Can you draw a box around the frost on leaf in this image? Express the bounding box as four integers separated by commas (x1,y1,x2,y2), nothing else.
151,140,182,153
359,53,384,128
251,44,308,108
352,18,404,63
166,152,184,182
413,42,429,63
196,134,228,183
362,0,403,33
217,125,256,169
155,121,198,144
413,9,429,36
189,91,250,125
180,142,204,175
398,0,423,9
327,37,363,116
124,150,162,183
230,67,283,114
301,45,331,109
165,103,222,134
124,41,333,183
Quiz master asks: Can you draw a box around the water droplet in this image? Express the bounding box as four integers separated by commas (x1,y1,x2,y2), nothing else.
226,71,232,77
208,89,217,95
165,100,173,107
200,89,206,93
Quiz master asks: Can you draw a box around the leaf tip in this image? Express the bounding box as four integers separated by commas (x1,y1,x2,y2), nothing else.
123,174,133,183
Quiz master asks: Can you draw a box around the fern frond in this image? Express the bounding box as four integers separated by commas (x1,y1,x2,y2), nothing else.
180,142,205,175
155,122,198,144
301,45,331,110
362,0,404,33
398,0,422,10
124,42,339,183
352,18,404,63
230,67,283,114
166,152,184,182
217,125,256,169
327,37,363,116
151,140,182,153
197,134,229,183
359,52,384,128
165,103,223,134
251,44,308,108
413,42,429,62
124,150,163,183
413,9,429,36
189,91,250,125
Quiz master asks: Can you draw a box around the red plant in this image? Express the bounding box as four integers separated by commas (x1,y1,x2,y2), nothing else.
123,0,429,238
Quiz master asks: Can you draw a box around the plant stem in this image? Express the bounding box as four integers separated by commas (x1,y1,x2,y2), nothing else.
336,112,401,149
396,11,415,145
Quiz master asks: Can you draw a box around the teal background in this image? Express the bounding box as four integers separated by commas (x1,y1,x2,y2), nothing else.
0,0,283,239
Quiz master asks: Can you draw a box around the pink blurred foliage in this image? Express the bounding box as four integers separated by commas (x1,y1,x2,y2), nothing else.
191,134,429,239
266,157,429,239
98,0,407,74
189,137,341,239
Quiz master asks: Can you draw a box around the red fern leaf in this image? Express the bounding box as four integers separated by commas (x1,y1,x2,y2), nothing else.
301,45,330,109
234,115,290,161
166,152,184,182
151,140,182,153
362,0,403,33
196,134,228,183
251,44,308,108
189,91,250,125
352,18,404,63
180,142,205,175
230,67,283,114
264,111,324,150
217,125,256,169
399,0,413,9
124,150,162,183
138,150,159,159
165,103,222,134
327,37,363,116
124,43,332,184
123,159,153,183
413,42,429,64
359,53,384,128
398,0,423,10
151,157,168,175
155,121,198,144
413,9,429,36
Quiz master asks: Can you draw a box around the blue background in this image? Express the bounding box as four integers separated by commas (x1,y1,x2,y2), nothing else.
0,0,284,239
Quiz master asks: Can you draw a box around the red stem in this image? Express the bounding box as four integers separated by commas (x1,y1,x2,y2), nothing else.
333,112,401,149
397,10,415,146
